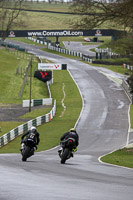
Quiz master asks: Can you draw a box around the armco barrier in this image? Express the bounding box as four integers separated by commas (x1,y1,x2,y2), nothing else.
0,100,56,148
123,64,133,71
27,37,48,46
48,45,93,64
122,80,133,104
121,64,133,104
95,48,121,59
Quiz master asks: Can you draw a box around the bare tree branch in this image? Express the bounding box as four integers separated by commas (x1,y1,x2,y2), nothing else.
70,0,133,31
0,0,25,39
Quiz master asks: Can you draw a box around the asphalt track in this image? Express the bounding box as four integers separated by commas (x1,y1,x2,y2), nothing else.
0,41,133,200
63,41,99,57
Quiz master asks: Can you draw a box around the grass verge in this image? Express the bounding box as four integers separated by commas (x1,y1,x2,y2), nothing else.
90,63,132,75
0,121,24,137
19,107,52,120
0,48,48,104
101,148,133,168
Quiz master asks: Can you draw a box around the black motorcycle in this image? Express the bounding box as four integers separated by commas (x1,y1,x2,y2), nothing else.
59,138,77,164
21,138,36,161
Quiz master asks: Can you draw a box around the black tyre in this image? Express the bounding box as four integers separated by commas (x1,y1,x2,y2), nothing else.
61,148,69,164
22,146,30,161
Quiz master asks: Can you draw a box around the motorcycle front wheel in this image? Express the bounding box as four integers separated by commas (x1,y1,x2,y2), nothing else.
22,146,30,161
61,148,69,164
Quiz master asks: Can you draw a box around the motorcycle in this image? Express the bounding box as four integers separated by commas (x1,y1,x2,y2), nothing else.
21,138,36,161
58,138,77,164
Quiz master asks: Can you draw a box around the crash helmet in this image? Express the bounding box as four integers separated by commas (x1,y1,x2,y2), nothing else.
30,126,36,133
70,128,76,133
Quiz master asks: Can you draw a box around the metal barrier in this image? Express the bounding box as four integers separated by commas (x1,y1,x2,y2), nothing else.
48,45,93,64
122,80,133,104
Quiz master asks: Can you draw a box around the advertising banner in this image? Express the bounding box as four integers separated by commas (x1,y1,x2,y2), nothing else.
0,30,83,38
34,71,52,82
0,29,126,38
38,63,62,70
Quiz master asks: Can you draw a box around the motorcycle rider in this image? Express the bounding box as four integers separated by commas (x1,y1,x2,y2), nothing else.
20,126,40,151
58,128,79,157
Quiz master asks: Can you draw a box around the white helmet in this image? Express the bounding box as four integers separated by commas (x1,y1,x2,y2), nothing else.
30,126,36,132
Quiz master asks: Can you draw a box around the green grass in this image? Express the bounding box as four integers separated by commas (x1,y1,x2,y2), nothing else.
1,2,121,31
98,58,130,63
12,10,74,30
101,148,133,168
97,37,112,48
82,42,102,46
19,107,52,120
0,50,27,104
0,70,82,153
90,63,131,75
0,49,48,104
1,2,74,30
23,1,71,12
21,76,48,100
0,121,24,137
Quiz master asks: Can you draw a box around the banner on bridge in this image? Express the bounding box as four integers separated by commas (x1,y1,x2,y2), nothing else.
0,29,126,38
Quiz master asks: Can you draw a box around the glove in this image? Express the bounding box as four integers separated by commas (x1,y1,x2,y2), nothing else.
72,147,77,152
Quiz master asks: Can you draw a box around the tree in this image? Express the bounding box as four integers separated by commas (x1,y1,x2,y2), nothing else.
70,0,133,64
70,0,133,31
0,0,25,39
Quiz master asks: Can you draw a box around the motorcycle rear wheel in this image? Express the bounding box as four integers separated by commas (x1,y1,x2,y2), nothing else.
22,146,30,161
61,148,69,164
